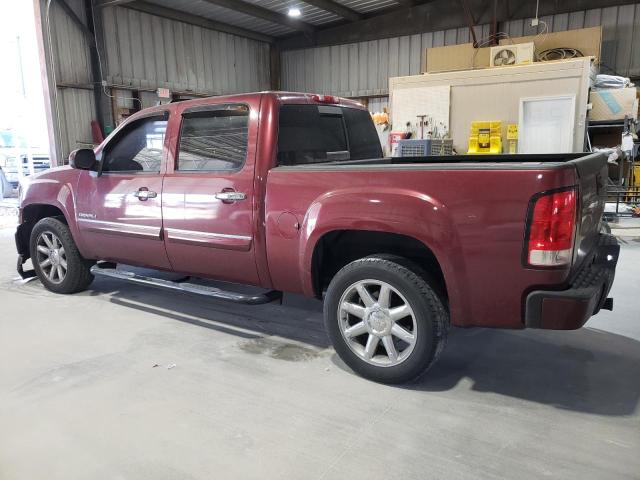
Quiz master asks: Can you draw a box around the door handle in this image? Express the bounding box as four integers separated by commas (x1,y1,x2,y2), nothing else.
215,191,247,203
133,188,157,201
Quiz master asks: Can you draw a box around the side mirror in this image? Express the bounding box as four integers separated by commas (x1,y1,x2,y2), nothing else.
69,148,97,171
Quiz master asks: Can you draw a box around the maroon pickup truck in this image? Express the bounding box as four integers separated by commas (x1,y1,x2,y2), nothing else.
15,92,619,383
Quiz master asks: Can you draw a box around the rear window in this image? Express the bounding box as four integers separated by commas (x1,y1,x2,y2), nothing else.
277,105,382,166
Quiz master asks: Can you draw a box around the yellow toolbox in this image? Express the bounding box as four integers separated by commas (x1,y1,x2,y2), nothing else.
468,121,502,154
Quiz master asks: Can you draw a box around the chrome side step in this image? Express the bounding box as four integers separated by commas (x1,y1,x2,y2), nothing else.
90,264,282,305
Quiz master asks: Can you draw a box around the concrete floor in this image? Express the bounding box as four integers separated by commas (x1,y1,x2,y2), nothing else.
0,220,639,480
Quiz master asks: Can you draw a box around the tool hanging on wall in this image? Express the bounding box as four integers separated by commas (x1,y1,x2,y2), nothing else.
416,115,427,140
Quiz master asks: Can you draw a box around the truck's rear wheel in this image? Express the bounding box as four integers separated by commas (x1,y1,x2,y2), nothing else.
324,255,448,384
30,217,94,294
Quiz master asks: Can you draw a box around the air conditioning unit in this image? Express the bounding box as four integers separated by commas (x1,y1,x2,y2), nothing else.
490,42,535,67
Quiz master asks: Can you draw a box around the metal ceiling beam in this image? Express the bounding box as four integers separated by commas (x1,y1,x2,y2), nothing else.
122,1,275,43
278,0,640,50
200,0,316,36
394,0,438,8
95,0,136,6
302,0,362,22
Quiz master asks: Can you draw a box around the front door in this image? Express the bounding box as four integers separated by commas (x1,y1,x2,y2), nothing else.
76,112,171,269
161,102,260,285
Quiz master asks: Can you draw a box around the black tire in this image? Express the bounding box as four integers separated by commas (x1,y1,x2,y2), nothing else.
30,217,94,294
324,255,449,384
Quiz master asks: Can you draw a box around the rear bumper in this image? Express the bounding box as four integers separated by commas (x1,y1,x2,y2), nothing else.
525,234,619,330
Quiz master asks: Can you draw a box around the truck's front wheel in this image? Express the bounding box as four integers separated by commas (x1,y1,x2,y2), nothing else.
324,255,449,384
30,217,94,294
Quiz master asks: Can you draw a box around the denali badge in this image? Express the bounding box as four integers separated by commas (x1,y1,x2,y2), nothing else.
78,213,96,219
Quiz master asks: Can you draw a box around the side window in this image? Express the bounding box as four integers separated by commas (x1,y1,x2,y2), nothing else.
102,115,167,173
277,105,349,166
177,104,249,172
343,107,383,160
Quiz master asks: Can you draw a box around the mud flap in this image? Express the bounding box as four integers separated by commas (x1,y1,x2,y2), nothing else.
15,224,36,279
17,254,36,279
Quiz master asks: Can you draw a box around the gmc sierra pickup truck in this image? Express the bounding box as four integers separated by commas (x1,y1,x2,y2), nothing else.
15,92,619,384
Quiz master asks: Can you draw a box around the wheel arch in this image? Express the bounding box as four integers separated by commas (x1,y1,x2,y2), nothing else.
17,203,70,260
309,229,448,302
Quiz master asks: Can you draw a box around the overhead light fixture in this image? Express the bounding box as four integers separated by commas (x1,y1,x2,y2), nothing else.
287,7,301,18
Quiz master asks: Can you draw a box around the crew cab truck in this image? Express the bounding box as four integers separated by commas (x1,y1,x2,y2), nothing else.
15,92,619,384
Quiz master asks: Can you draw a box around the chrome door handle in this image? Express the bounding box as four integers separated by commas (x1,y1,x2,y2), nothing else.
215,191,246,202
133,189,157,201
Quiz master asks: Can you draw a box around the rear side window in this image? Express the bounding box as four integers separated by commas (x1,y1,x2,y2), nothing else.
343,107,384,160
278,105,382,166
177,104,249,172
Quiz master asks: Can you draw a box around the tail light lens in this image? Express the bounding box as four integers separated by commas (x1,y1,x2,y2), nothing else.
526,188,577,267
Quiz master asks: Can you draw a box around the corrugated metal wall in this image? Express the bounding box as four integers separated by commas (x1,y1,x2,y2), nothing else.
101,6,271,95
43,1,271,163
366,97,389,113
282,26,491,97
45,0,96,161
282,3,640,97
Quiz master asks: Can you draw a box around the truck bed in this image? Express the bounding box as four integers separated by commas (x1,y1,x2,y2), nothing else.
280,153,588,168
266,152,608,329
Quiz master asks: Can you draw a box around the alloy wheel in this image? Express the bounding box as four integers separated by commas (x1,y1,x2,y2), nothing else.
338,279,417,367
35,231,68,284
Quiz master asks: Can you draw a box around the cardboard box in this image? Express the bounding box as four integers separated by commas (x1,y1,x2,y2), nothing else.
589,88,639,121
425,26,602,73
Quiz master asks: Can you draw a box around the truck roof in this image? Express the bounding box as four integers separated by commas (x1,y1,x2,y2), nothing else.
132,91,366,118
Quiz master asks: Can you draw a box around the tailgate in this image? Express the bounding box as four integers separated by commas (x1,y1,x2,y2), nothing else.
568,153,608,273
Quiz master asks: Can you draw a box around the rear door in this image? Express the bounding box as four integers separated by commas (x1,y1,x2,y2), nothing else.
76,112,171,269
161,101,260,285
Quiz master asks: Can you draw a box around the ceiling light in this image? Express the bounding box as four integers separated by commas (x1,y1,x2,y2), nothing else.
287,7,301,18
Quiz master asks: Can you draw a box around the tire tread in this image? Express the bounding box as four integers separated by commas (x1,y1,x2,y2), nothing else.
30,217,94,294
324,254,449,384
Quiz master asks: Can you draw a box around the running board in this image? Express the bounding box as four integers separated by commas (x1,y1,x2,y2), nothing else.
90,264,282,305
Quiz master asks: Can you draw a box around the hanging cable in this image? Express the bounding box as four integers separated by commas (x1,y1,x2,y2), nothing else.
537,47,584,62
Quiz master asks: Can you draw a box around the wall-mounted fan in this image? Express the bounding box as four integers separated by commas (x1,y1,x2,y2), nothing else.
493,48,516,66
489,43,535,67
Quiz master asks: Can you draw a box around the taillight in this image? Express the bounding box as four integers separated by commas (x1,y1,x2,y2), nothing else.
311,94,338,104
526,188,577,267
